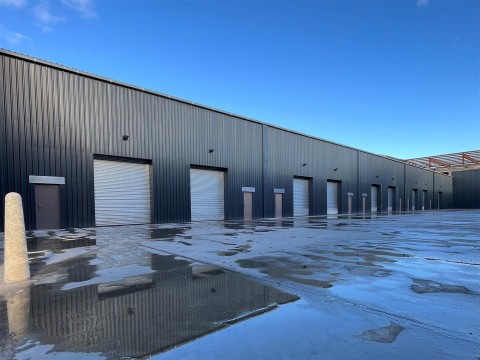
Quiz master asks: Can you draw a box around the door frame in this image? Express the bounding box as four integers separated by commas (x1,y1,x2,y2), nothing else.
29,175,65,230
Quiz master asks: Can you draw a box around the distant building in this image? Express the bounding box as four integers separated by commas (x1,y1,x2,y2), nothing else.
407,151,480,209
0,49,453,231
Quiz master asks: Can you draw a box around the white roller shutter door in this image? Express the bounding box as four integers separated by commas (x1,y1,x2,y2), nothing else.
293,178,309,216
94,159,152,226
388,187,393,212
327,181,338,215
412,190,416,211
371,185,378,213
190,168,224,221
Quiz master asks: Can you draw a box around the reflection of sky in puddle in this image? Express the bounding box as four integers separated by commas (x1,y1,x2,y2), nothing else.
0,254,298,359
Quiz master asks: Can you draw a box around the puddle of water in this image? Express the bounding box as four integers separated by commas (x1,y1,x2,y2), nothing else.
0,255,298,359
27,232,96,253
236,258,332,289
150,227,187,239
357,323,404,343
410,279,477,295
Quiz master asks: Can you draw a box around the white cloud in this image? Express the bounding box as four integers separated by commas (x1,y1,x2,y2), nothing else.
34,1,65,24
0,0,26,7
417,0,428,8
0,24,27,44
61,0,97,18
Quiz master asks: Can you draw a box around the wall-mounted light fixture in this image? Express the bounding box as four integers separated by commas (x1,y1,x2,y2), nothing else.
334,168,338,171
376,175,379,178
415,181,418,184
425,183,428,186
302,163,307,167
208,149,214,153
392,177,395,181
122,135,129,141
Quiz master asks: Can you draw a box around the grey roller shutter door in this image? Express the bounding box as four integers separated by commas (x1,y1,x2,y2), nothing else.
190,168,224,221
327,181,338,215
388,187,393,212
94,160,152,226
371,185,378,213
293,178,309,216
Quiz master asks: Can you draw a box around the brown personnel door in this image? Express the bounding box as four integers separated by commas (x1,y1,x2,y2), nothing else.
35,184,60,229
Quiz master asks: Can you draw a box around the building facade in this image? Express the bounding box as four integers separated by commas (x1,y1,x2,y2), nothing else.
0,50,453,231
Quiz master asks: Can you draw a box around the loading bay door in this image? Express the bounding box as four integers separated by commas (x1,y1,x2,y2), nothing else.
293,178,309,216
371,185,380,213
412,189,418,211
190,168,225,221
94,159,152,226
387,187,395,213
326,181,339,215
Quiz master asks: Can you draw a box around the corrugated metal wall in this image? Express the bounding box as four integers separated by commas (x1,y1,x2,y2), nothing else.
358,153,405,213
452,170,480,208
0,50,453,231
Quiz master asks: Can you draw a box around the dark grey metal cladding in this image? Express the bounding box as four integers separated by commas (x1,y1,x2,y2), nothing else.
434,171,453,209
264,127,358,217
453,169,480,208
0,53,263,230
358,152,405,212
0,50,454,231
405,165,435,210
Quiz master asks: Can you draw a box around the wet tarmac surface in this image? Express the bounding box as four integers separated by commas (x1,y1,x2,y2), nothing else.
0,210,479,359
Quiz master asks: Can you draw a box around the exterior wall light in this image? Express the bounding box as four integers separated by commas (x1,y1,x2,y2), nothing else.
209,149,214,153
392,177,395,180
302,163,307,167
334,168,338,171
122,135,129,141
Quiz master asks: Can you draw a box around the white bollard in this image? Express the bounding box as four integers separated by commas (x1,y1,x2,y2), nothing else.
4,192,30,282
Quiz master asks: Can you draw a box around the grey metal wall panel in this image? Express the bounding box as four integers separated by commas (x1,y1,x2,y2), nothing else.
433,172,453,209
265,127,358,217
453,170,480,208
0,50,455,230
94,159,152,226
358,152,404,213
0,52,264,230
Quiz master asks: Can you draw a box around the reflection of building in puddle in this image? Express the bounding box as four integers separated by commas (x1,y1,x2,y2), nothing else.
27,229,96,253
23,255,298,358
150,227,189,240
67,255,98,282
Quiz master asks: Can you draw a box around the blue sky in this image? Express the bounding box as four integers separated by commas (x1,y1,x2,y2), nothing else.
1,0,478,159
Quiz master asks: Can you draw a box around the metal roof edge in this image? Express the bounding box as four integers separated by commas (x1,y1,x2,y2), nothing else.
0,48,445,176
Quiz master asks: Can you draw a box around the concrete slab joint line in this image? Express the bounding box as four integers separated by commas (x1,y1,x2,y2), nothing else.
4,192,30,282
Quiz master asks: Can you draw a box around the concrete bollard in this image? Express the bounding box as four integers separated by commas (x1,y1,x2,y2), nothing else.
4,192,30,282
8,287,31,335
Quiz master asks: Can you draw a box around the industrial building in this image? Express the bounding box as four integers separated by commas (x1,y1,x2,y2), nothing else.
407,150,480,209
0,49,453,231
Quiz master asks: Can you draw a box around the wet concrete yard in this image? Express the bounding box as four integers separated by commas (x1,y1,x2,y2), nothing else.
0,210,479,359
